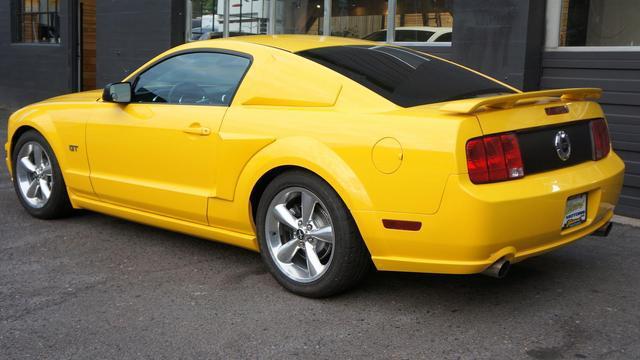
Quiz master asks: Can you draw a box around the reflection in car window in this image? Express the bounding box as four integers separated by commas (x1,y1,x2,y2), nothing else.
364,30,436,42
133,52,250,106
395,30,434,42
297,45,515,108
435,32,452,42
363,30,387,42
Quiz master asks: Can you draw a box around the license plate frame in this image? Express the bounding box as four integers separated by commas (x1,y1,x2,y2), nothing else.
562,193,588,229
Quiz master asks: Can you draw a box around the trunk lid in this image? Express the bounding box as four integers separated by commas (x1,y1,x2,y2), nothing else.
428,88,602,134
472,90,604,135
430,88,606,176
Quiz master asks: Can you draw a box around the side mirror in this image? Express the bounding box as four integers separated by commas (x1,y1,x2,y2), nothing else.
102,82,132,103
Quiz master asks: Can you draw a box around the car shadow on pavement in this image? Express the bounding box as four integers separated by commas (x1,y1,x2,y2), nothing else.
53,207,596,305
0,132,629,315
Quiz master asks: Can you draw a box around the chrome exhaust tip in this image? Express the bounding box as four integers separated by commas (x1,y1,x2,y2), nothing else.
481,258,511,279
592,222,613,237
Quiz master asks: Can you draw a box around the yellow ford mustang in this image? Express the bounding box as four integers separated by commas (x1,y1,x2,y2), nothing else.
4,35,624,297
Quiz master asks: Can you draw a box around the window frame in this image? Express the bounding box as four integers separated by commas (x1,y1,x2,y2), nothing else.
127,49,254,107
545,0,640,52
11,0,62,45
185,0,453,47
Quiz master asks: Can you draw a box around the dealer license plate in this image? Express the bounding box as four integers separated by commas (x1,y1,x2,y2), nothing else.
562,193,587,229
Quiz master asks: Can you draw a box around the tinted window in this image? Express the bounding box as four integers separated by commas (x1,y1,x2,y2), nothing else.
297,45,515,107
133,52,250,105
435,32,452,42
395,30,434,42
363,30,387,41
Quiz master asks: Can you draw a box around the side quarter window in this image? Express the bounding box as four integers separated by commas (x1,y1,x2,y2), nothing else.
132,52,251,106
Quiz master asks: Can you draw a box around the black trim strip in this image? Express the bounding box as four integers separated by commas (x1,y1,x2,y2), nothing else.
517,119,597,175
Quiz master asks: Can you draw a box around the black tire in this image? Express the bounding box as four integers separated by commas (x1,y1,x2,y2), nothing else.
256,170,371,297
11,130,73,219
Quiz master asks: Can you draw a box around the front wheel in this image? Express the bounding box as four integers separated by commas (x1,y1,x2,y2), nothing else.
12,130,73,219
256,170,371,297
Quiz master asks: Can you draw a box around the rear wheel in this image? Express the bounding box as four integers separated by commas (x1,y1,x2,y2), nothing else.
12,130,73,219
256,170,370,297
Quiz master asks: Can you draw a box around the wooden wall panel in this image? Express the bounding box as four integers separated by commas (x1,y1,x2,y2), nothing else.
82,0,96,90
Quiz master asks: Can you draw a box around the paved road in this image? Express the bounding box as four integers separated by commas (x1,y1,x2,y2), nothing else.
1,108,639,359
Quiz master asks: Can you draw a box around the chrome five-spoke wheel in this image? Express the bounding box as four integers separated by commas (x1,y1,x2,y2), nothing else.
15,142,54,208
257,170,371,297
265,187,335,283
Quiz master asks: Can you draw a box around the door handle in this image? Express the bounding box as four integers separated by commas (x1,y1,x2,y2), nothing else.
182,125,211,136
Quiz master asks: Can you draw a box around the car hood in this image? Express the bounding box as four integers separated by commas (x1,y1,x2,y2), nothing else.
39,89,104,104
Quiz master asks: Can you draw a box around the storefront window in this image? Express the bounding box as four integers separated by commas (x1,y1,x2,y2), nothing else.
188,0,225,40
330,0,387,39
228,0,270,36
559,0,640,46
187,0,455,45
274,0,324,35
11,0,61,44
392,0,453,43
188,0,271,40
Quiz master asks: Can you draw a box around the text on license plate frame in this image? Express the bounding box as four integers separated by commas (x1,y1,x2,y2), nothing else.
562,193,588,229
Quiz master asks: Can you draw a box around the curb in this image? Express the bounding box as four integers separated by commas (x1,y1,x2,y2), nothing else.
612,215,640,228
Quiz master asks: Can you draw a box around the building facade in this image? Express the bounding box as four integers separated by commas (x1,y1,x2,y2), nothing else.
1,0,639,217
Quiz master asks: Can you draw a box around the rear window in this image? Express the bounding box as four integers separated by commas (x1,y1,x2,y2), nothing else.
296,45,515,108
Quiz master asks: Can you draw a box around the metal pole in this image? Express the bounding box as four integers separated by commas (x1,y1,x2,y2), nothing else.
268,0,276,34
185,0,192,42
223,0,230,37
386,0,396,43
545,0,562,48
322,0,331,36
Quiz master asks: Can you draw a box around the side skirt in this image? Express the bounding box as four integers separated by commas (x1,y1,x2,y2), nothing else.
69,194,259,251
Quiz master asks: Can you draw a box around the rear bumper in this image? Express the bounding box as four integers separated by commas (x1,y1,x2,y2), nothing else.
353,153,625,274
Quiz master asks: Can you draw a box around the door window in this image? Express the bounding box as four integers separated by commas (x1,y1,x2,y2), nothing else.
132,52,251,106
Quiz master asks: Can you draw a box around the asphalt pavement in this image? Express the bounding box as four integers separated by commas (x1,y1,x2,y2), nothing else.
1,108,639,359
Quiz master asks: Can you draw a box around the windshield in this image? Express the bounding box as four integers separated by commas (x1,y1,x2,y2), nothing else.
296,45,515,108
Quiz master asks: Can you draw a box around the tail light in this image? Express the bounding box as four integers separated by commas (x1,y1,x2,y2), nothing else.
590,119,611,160
466,133,524,184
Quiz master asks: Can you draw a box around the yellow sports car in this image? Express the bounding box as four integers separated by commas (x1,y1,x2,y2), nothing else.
4,35,624,297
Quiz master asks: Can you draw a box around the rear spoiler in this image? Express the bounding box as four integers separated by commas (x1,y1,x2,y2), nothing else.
434,88,602,114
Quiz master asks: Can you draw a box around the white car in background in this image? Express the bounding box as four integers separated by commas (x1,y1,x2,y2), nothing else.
364,26,452,43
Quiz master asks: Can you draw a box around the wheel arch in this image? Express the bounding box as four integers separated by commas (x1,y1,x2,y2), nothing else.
249,165,360,222
210,136,373,240
245,164,373,258
10,125,39,156
249,165,299,222
240,137,373,218
8,122,65,178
